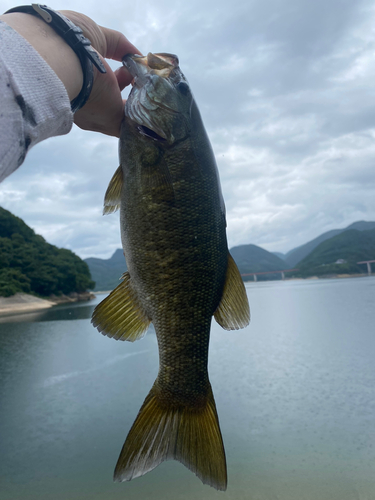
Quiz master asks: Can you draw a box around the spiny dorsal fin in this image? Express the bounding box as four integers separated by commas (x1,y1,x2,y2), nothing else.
91,272,150,341
114,383,227,490
214,253,250,330
103,165,123,215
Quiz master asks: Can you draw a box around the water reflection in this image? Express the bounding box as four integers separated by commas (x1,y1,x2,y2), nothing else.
1,278,375,500
0,295,105,324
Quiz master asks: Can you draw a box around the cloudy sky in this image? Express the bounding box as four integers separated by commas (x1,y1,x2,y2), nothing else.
1,0,375,259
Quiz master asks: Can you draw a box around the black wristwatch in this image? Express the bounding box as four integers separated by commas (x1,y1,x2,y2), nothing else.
4,4,107,112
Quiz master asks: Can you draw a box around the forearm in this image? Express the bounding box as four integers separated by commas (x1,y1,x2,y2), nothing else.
0,18,73,181
0,6,140,180
0,12,83,101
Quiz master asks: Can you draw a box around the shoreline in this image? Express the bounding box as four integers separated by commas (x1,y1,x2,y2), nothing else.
0,274,372,316
0,292,96,318
244,272,371,283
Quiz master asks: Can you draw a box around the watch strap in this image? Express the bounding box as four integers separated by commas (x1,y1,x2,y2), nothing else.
5,4,107,112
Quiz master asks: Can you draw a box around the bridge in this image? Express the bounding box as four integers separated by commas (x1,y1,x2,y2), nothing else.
241,269,299,282
357,260,375,275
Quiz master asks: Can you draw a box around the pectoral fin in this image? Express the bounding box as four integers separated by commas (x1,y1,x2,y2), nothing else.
214,253,250,330
103,166,123,215
141,158,175,205
91,272,150,341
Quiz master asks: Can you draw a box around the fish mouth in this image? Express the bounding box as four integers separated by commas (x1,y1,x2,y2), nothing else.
123,53,179,80
123,52,190,144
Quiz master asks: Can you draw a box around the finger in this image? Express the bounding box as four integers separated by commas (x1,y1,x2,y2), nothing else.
99,25,142,61
115,66,134,91
94,54,133,93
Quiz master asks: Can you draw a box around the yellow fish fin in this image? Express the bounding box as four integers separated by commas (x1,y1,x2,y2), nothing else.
114,383,227,491
91,272,150,341
214,253,250,330
103,165,123,215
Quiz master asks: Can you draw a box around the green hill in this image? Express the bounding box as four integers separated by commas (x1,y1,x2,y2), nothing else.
84,249,127,291
284,221,375,267
272,251,286,261
0,207,95,297
83,221,375,287
230,244,287,280
86,244,288,288
295,228,375,277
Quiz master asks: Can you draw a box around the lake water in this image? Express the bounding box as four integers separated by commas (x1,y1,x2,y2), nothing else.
0,277,375,500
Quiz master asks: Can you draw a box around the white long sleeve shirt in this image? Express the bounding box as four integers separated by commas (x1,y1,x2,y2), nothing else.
0,20,73,182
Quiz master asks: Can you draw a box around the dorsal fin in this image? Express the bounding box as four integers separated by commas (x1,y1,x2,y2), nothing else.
103,166,123,215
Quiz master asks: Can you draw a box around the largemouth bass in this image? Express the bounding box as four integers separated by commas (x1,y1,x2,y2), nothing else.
92,53,250,490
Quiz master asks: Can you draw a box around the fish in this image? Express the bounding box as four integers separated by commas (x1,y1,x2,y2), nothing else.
91,52,250,490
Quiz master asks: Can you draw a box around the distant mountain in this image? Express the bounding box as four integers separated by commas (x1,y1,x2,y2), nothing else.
272,251,286,261
0,207,94,297
296,228,375,277
346,221,375,231
85,221,375,288
86,243,287,288
284,221,375,267
84,249,127,291
230,244,286,280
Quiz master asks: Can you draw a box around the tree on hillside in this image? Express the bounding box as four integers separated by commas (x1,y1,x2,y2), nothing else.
0,207,95,297
296,229,375,277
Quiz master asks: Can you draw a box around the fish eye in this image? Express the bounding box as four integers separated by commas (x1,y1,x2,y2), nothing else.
176,81,189,96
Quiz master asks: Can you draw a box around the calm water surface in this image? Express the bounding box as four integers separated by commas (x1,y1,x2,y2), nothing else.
0,277,375,500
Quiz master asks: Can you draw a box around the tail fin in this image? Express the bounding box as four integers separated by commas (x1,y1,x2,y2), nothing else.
114,384,227,490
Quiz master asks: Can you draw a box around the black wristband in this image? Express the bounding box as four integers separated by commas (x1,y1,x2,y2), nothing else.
4,4,107,112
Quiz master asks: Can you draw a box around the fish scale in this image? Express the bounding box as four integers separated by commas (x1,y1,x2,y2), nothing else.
92,52,250,490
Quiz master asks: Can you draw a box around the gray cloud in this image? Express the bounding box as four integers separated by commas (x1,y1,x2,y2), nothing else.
1,0,375,259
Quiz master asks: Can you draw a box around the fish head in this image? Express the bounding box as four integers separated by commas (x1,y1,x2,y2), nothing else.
123,53,193,144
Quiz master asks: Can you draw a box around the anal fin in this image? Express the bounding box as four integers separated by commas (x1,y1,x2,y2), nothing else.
214,253,250,330
91,272,150,341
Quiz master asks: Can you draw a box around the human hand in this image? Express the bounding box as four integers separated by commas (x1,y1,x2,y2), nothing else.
60,11,141,138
